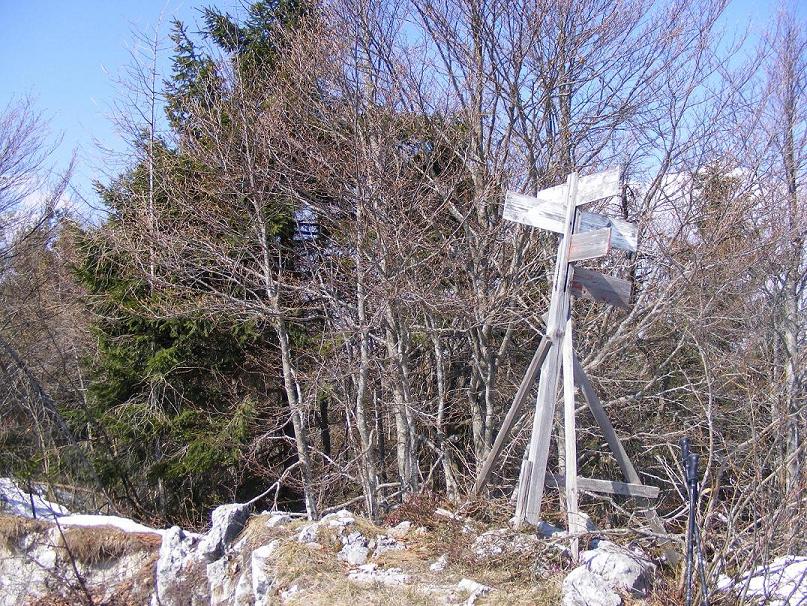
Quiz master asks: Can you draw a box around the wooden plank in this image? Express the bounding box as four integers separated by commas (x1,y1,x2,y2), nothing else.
547,474,660,499
505,169,620,220
572,168,621,207
562,318,581,560
473,336,552,496
570,267,632,309
579,212,637,253
503,191,566,232
568,228,611,262
515,173,578,527
503,191,636,253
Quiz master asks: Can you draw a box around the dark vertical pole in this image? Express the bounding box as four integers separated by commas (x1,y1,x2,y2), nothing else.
680,439,693,606
686,452,699,606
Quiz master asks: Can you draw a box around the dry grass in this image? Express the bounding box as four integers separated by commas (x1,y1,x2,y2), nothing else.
350,516,388,541
236,513,293,552
0,514,51,549
383,492,450,529
283,576,437,606
56,525,161,565
481,576,564,605
273,539,344,589
457,496,516,526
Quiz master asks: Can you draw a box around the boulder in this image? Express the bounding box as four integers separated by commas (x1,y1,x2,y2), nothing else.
339,542,370,566
372,534,404,558
297,522,320,543
563,566,622,606
341,530,367,546
153,526,201,606
252,541,280,606
266,513,292,528
580,541,655,596
321,509,356,528
197,503,251,562
207,557,235,605
472,528,540,558
348,563,410,586
389,520,412,539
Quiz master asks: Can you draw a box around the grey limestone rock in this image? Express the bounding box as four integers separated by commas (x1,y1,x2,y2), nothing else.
562,566,622,606
580,540,655,597
197,503,251,562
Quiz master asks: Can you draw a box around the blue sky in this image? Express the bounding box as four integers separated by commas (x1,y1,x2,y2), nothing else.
0,0,796,211
0,0,241,211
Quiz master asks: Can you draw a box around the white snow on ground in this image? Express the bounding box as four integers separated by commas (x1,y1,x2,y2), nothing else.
0,477,71,519
57,514,166,536
0,477,181,537
717,556,807,605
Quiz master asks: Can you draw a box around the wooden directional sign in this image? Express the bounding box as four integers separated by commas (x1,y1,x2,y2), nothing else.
568,228,611,262
503,173,637,253
571,267,632,309
578,213,637,253
482,169,676,563
521,167,619,208
506,168,621,216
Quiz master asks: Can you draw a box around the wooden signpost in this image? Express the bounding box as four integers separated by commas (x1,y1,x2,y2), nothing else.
474,169,674,562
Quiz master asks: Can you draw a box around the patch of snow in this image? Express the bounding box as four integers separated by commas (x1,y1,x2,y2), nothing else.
0,478,70,519
717,556,807,605
57,514,165,536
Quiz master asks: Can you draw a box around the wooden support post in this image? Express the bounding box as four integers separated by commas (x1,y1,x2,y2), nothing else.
562,316,580,560
515,172,579,527
473,336,551,496
573,354,681,565
572,354,641,484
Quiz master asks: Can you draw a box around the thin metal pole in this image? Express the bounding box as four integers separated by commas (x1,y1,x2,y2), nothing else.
681,439,693,606
685,451,699,606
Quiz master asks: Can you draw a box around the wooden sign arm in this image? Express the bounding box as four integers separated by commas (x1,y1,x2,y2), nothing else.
472,336,552,495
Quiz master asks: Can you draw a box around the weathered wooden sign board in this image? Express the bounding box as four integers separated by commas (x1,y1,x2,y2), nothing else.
474,169,676,563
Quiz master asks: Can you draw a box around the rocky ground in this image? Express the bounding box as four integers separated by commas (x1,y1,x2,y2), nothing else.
1,479,804,605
